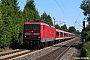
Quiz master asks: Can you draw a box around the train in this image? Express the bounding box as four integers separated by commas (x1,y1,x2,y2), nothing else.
23,22,75,49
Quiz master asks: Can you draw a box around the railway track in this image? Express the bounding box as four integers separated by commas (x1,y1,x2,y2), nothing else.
0,37,79,60
0,49,31,60
36,38,78,60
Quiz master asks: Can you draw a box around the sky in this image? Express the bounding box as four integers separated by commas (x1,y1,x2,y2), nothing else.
18,0,85,32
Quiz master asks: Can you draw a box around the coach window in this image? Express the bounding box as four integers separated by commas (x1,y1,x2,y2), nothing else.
69,34,70,37
66,33,67,36
56,32,59,36
65,33,67,36
70,34,71,37
64,33,66,36
60,32,63,36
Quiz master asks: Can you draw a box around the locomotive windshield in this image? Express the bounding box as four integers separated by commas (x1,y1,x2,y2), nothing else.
25,24,40,30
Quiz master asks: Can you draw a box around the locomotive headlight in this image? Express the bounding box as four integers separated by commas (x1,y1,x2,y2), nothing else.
24,36,26,38
38,37,40,38
31,31,33,32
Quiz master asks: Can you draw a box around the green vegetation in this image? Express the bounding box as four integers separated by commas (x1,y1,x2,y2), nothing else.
60,24,68,31
23,0,40,22
55,24,61,29
68,26,76,33
41,12,53,25
80,0,90,58
80,0,90,41
0,0,20,48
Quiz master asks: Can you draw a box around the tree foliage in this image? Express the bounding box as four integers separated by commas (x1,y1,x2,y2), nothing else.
0,0,22,48
47,15,53,25
55,24,60,29
60,24,68,31
75,30,80,34
84,25,90,41
80,0,90,25
41,12,47,22
68,26,76,33
41,12,53,25
80,0,90,41
23,0,40,22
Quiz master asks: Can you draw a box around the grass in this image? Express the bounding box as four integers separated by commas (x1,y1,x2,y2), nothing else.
0,47,12,52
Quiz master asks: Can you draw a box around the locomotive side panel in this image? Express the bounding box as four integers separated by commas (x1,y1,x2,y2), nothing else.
41,24,56,42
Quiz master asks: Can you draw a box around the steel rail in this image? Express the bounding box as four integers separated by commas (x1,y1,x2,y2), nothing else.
54,46,70,60
0,49,30,60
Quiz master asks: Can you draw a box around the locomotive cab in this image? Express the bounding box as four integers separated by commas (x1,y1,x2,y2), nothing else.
24,24,40,40
24,23,41,49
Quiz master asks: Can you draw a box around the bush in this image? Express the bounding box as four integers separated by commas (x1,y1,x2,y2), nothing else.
83,41,90,58
86,31,90,41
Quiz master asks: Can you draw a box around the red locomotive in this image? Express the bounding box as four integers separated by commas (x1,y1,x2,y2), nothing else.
24,22,75,49
24,22,56,48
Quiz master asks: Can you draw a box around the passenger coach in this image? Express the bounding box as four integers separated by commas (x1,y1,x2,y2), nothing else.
55,29,75,43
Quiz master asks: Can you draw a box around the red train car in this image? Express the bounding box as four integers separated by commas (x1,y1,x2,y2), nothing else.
24,22,56,48
55,29,75,42
56,29,64,40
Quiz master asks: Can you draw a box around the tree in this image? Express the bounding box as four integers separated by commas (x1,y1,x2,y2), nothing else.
23,0,40,22
47,15,53,25
68,26,76,33
80,0,90,25
84,25,90,41
41,12,53,25
55,24,60,29
80,0,90,41
75,30,80,34
41,12,47,22
60,24,68,31
0,3,6,48
0,0,22,48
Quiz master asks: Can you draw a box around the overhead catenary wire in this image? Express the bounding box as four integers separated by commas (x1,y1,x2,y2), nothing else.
76,11,82,21
19,0,83,30
74,10,84,28
60,0,71,20
75,21,83,28
55,0,84,30
19,0,68,21
54,0,70,23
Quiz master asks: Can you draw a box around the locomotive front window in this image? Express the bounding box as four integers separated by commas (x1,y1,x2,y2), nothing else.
33,25,40,30
25,24,40,30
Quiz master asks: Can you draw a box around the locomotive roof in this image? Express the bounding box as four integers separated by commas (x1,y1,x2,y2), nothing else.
25,22,51,25
25,22,45,24
25,22,55,28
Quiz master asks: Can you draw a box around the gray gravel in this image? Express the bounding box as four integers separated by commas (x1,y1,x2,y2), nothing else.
60,47,78,60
